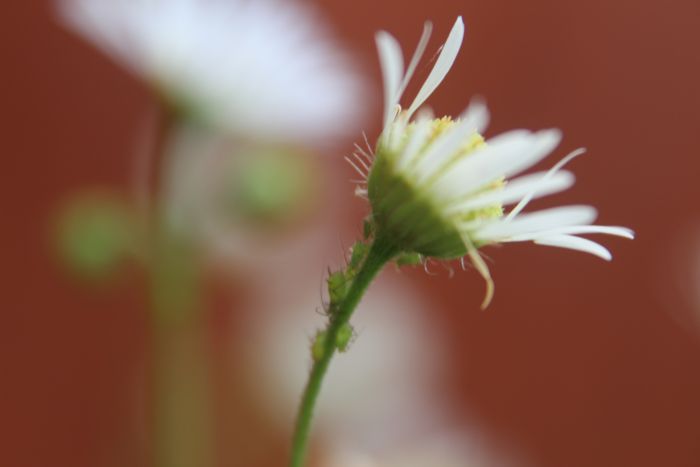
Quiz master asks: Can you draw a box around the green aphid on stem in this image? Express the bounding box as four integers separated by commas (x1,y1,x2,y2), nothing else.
311,330,328,362
349,241,370,271
311,323,354,362
335,323,354,352
327,270,351,306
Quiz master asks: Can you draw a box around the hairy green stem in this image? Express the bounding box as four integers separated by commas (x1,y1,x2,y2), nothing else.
289,235,399,467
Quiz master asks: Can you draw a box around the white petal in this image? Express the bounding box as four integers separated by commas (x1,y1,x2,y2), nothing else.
459,97,490,135
396,21,433,100
405,17,464,119
395,117,432,171
505,147,585,221
411,99,489,180
505,225,635,242
472,205,598,240
430,129,562,201
534,235,612,260
388,116,408,153
411,117,480,183
445,170,575,214
376,31,404,130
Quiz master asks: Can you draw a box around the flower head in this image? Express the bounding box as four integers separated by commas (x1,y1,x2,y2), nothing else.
352,17,634,307
58,0,366,143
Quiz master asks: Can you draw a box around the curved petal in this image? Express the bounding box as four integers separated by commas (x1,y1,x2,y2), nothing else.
504,225,635,242
397,21,433,100
445,170,575,214
534,235,612,260
430,129,562,201
505,147,585,221
471,205,598,240
376,31,404,130
405,17,464,119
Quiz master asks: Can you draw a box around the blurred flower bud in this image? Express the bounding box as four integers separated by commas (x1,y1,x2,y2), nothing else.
53,190,136,281
225,148,316,227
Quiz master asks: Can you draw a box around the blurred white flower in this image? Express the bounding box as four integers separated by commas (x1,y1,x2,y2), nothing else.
658,221,700,335
241,274,447,447
324,428,526,467
58,0,366,143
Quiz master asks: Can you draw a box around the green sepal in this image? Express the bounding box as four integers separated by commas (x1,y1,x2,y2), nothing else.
368,153,468,259
395,252,423,267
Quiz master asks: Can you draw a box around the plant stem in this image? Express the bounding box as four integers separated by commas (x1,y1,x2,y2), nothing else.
289,234,399,467
150,235,213,467
146,106,214,467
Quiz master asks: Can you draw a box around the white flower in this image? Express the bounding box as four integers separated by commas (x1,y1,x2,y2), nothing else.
323,426,526,467
58,0,366,143
350,17,634,307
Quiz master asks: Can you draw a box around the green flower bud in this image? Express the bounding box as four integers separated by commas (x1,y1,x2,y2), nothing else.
226,148,315,226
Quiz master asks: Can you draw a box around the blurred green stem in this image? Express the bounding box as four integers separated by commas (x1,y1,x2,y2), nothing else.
289,235,398,467
148,107,214,467
150,234,213,467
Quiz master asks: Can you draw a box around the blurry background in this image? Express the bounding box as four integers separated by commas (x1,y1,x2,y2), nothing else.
4,0,700,466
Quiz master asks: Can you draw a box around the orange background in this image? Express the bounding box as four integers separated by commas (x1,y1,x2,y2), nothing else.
4,1,700,466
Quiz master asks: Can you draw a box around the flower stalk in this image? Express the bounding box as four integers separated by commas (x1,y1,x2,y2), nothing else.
145,105,214,467
289,234,400,467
